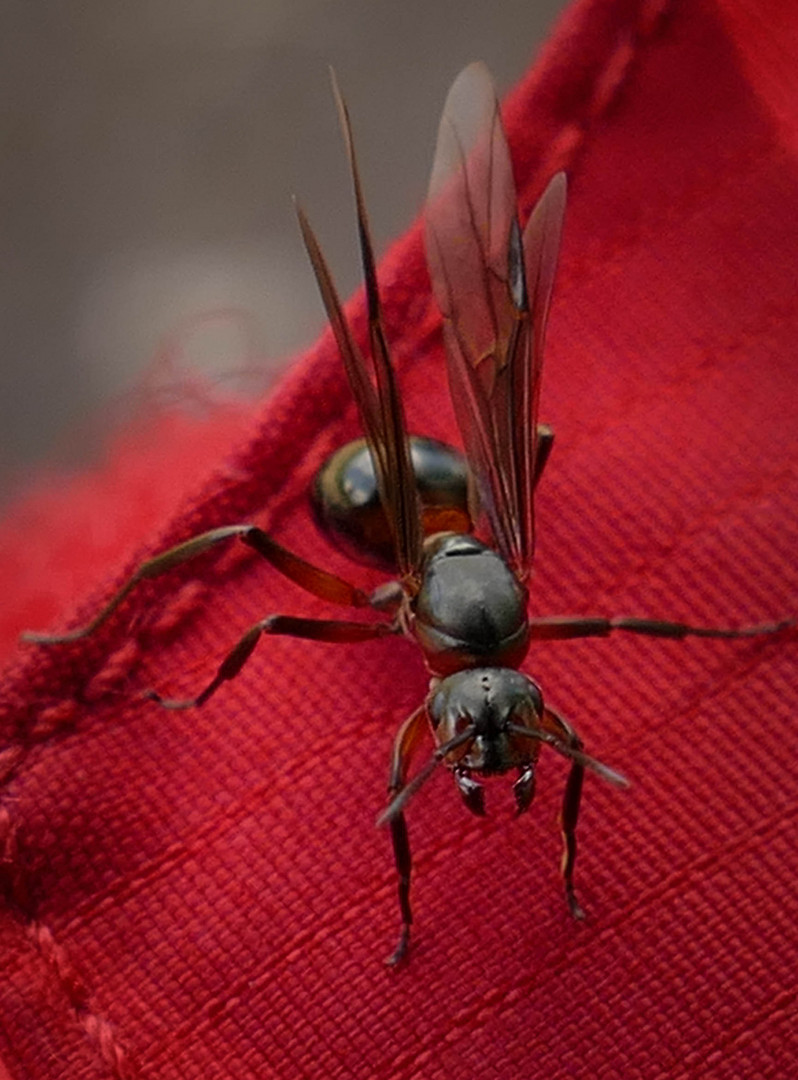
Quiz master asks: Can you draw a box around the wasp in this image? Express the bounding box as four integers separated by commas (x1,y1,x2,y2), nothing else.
24,64,794,965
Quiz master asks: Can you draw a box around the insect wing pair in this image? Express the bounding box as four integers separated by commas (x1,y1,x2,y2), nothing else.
298,64,624,963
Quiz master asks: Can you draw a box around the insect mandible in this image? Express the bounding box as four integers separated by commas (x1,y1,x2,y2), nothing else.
24,63,795,966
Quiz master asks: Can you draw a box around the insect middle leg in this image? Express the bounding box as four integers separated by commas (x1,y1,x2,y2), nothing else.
527,613,795,643
146,614,398,709
22,524,373,644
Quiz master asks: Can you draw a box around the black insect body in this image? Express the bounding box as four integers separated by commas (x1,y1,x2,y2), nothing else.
412,534,530,675
24,64,795,965
312,435,471,570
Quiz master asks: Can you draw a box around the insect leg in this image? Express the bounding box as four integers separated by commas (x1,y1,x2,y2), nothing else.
527,614,795,642
533,423,554,489
145,615,398,709
540,705,586,920
22,525,371,644
384,705,428,966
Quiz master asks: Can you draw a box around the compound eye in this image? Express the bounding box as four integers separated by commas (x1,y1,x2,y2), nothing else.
454,713,472,736
428,685,473,742
438,705,475,744
505,680,544,733
524,677,544,717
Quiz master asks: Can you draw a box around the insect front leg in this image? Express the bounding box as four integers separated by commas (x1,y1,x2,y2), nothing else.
22,525,372,644
383,705,428,966
539,705,586,921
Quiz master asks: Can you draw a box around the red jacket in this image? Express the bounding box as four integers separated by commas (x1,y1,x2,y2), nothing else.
2,1,797,1076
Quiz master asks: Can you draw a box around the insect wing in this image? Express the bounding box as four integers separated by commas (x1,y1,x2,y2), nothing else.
297,74,423,580
425,62,565,579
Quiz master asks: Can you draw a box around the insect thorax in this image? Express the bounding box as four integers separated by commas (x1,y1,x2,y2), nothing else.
413,534,530,676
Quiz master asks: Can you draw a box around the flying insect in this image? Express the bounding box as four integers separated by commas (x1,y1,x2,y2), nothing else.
24,64,794,965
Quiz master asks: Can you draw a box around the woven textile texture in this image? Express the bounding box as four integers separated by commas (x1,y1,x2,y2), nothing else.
2,0,798,1076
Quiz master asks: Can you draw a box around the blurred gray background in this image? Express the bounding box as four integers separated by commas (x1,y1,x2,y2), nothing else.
1,0,567,503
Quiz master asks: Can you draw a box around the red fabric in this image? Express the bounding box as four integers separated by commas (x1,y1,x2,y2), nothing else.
2,0,798,1076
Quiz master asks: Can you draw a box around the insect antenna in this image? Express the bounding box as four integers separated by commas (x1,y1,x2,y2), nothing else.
376,726,477,826
506,724,629,787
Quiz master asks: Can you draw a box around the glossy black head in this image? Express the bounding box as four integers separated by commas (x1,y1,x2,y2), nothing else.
428,667,544,776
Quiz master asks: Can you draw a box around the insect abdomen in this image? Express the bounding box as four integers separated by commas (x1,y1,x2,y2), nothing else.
312,436,470,569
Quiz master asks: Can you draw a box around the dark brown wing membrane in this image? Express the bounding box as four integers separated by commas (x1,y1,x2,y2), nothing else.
425,62,566,580
296,73,422,580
